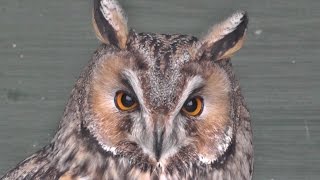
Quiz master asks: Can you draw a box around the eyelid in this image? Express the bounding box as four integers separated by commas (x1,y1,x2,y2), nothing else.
120,78,136,94
119,90,138,101
189,85,205,98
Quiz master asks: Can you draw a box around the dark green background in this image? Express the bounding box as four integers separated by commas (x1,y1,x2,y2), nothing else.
0,0,319,179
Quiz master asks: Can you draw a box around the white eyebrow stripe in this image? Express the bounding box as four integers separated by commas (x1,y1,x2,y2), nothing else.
170,75,204,117
122,69,148,113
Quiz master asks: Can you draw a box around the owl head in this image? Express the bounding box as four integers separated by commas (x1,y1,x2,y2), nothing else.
86,0,248,171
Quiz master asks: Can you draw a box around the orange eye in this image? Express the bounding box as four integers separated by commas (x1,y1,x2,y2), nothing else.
115,91,138,111
181,97,203,116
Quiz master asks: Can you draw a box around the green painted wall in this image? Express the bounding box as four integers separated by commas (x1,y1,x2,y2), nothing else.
0,0,319,179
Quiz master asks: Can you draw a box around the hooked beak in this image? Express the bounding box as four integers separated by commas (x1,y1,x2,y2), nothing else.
153,125,165,161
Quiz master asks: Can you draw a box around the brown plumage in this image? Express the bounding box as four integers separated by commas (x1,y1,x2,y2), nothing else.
1,0,253,179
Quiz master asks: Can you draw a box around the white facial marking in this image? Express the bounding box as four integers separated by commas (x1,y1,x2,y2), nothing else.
170,75,204,118
87,120,118,156
198,127,233,164
122,69,149,114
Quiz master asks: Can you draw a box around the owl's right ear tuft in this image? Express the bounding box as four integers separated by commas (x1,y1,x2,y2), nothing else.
92,0,129,49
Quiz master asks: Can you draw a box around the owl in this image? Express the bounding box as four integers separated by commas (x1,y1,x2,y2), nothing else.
1,0,253,179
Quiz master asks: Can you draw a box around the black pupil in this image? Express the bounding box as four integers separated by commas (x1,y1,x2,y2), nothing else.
184,98,197,112
122,94,135,107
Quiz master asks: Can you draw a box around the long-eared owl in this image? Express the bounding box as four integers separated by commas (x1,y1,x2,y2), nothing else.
1,0,253,179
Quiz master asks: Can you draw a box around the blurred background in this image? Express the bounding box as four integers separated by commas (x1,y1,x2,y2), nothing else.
0,0,319,179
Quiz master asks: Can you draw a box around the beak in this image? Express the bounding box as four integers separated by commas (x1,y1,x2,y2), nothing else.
153,124,165,161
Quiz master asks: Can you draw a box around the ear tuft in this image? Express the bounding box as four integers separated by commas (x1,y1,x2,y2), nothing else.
92,0,129,49
199,11,248,60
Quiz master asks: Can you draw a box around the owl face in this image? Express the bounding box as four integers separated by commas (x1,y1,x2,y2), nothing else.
88,0,248,169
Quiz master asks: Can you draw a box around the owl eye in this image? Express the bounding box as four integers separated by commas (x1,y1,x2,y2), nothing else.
181,97,203,117
115,91,138,111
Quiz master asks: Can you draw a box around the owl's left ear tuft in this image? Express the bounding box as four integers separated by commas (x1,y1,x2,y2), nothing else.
92,0,129,49
199,11,248,61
